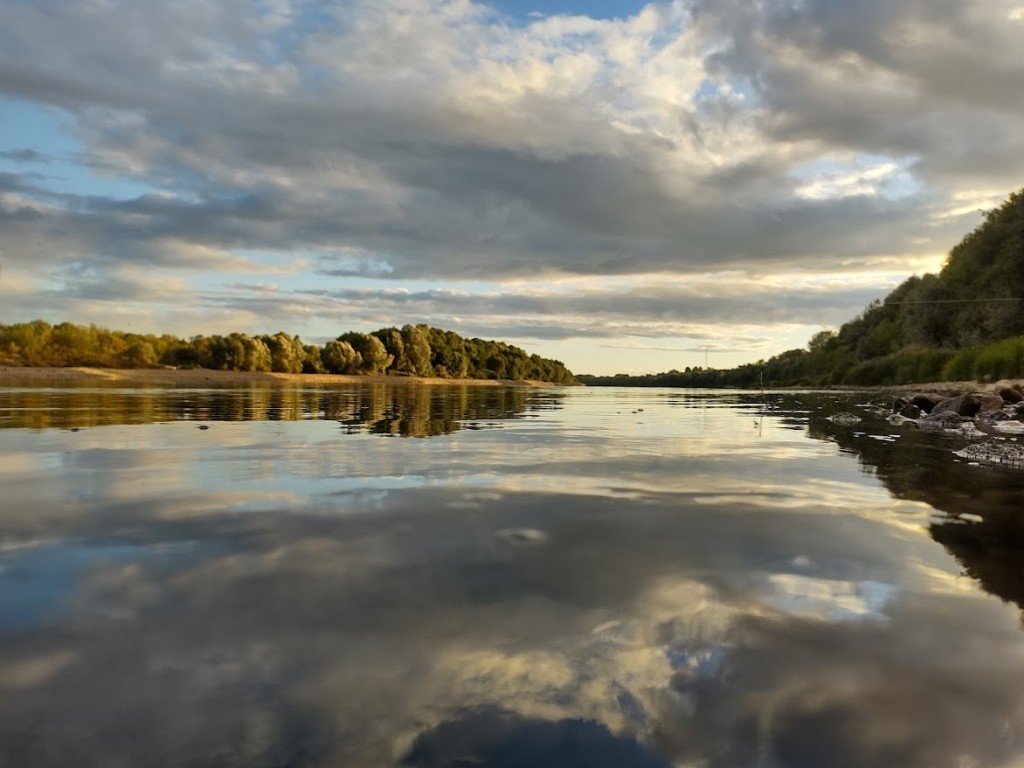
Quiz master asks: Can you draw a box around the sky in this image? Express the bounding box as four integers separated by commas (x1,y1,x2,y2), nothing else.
1,0,1022,375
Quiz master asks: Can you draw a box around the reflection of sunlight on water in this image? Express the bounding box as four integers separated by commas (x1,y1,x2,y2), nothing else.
765,575,895,621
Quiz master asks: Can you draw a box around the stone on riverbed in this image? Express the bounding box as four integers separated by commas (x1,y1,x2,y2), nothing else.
954,442,1024,468
910,393,943,413
993,420,1024,435
919,411,967,430
978,409,1011,422
998,387,1023,404
974,393,1006,415
898,404,922,419
827,412,862,425
932,394,981,418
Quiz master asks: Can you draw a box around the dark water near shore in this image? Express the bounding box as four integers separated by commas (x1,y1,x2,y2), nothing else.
2,384,1024,767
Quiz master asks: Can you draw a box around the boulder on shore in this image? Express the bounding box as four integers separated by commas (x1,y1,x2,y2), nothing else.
932,394,980,418
898,404,922,419
973,393,1007,415
884,383,1024,454
998,387,1023,404
909,393,943,413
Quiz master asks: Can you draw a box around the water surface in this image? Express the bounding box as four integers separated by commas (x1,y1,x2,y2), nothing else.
1,384,1023,767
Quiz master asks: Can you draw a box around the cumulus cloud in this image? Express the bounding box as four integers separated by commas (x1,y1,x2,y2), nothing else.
0,0,1021,367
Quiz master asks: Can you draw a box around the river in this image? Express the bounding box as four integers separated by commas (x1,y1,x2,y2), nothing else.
1,384,1023,767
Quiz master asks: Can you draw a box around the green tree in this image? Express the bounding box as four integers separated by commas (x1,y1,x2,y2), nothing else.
339,332,393,374
373,328,409,373
322,340,361,374
120,340,157,368
263,332,305,373
401,324,433,376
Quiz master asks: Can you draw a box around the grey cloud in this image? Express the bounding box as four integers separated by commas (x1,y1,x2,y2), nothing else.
0,0,1015,288
230,280,888,331
0,148,48,163
41,265,178,303
150,278,890,349
698,0,1024,184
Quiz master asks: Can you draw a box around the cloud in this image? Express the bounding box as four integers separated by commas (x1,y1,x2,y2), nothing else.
2,1,1017,275
0,148,48,163
0,0,1020,368
205,273,895,343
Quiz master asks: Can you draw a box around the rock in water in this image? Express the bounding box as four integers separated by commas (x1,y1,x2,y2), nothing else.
932,394,980,418
898,404,922,419
919,411,966,430
827,412,861,425
955,442,1024,468
974,393,1006,415
994,420,1024,435
998,387,1023,404
910,393,943,413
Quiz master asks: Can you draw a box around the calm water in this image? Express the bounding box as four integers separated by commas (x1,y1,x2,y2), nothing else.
2,384,1024,767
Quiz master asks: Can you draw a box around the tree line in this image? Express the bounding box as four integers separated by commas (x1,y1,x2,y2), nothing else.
0,321,576,384
581,187,1024,388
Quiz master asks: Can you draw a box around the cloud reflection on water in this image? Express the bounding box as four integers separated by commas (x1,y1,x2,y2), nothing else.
0,386,1023,767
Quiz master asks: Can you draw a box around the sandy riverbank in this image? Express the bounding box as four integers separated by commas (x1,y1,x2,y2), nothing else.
0,366,557,388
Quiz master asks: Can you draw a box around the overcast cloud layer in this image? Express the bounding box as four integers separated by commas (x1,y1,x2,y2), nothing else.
1,0,1022,372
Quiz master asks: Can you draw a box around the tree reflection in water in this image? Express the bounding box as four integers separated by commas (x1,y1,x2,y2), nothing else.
808,400,1024,615
0,384,564,437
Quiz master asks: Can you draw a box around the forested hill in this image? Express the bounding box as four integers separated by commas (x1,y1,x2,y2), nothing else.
0,322,576,384
580,187,1024,388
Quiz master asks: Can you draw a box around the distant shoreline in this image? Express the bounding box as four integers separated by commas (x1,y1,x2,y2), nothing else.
0,366,556,388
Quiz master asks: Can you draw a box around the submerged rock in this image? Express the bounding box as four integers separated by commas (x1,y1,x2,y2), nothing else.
827,412,862,425
993,420,1024,435
954,442,1024,468
887,413,917,426
495,527,549,546
956,421,986,438
919,411,966,430
978,409,1011,422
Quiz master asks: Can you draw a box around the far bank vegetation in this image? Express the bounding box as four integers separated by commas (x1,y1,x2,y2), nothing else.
581,188,1024,388
0,322,576,384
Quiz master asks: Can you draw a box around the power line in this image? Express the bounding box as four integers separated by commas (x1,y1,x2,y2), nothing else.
888,297,1024,305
